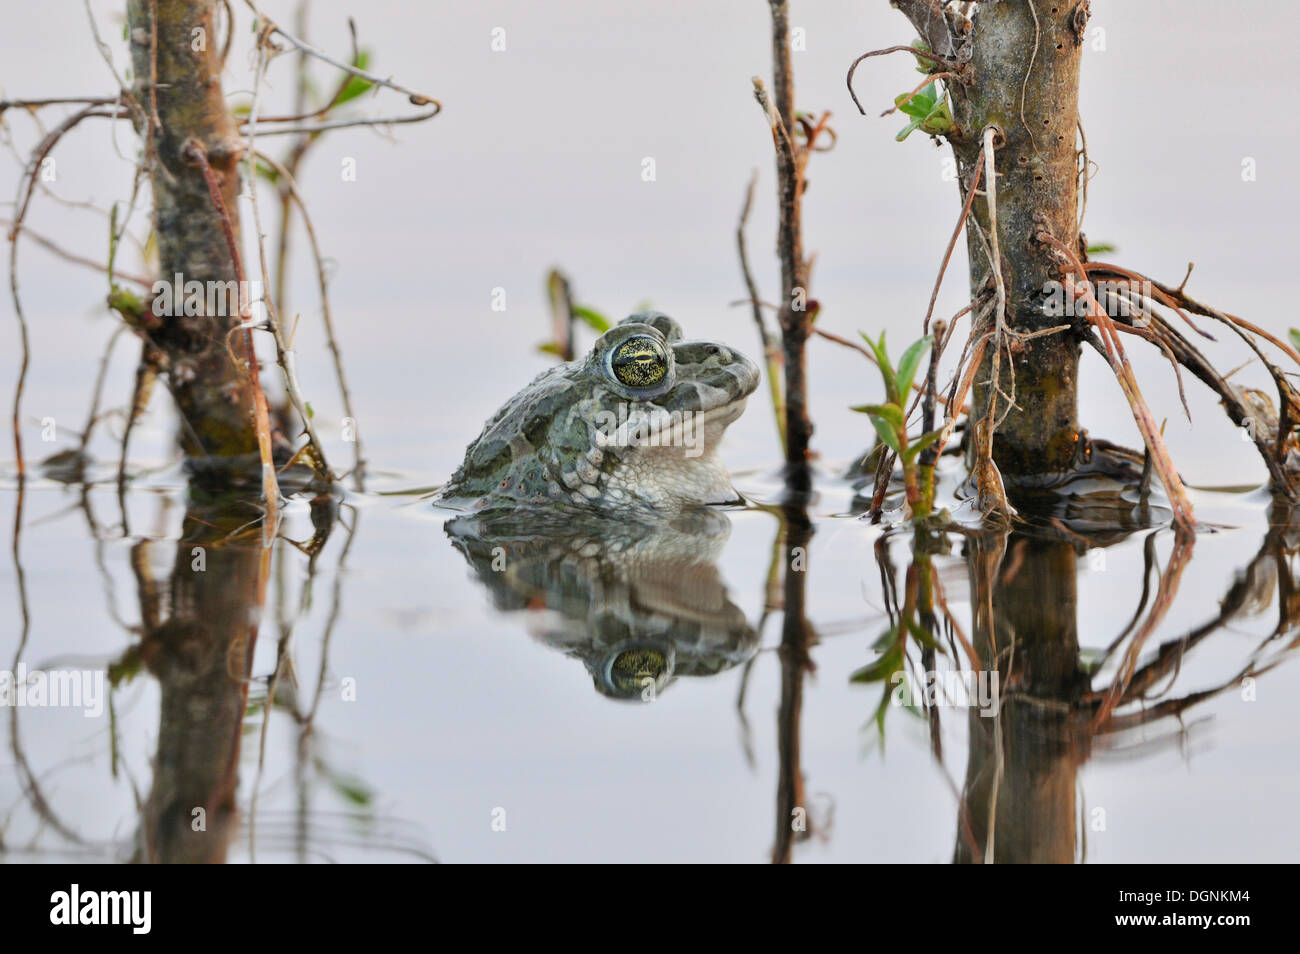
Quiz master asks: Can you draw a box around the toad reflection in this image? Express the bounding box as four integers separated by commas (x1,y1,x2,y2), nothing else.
443,507,757,699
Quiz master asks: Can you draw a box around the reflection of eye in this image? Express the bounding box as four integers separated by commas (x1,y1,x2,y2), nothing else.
609,647,667,693
610,335,668,389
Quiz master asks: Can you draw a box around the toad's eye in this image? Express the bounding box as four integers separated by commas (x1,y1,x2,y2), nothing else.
610,335,668,389
609,647,668,695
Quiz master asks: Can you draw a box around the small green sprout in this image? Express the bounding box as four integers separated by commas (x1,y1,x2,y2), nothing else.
894,81,953,142
851,332,943,519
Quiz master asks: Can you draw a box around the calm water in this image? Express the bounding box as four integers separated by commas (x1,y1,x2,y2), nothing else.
2,462,1296,862
2,1,1298,862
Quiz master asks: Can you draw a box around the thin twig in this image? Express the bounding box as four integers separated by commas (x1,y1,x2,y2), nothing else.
243,37,335,494
241,0,442,110
256,150,365,489
9,106,128,477
812,326,967,412
239,108,440,138
0,96,119,113
0,219,152,287
923,158,983,335
737,169,786,453
846,45,955,116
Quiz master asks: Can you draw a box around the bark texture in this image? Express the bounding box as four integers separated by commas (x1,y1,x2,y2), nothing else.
137,494,265,863
956,535,1088,863
127,0,258,461
949,0,1090,478
768,0,814,493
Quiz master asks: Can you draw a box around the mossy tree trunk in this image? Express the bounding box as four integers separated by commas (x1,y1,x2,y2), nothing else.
903,0,1090,479
137,493,265,863
956,0,1088,478
768,0,814,494
956,535,1088,863
127,0,258,462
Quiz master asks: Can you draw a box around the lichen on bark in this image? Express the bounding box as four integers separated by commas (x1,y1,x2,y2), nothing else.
127,0,259,463
914,0,1092,480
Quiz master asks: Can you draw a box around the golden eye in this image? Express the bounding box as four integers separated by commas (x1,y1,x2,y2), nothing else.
610,335,668,389
609,647,667,693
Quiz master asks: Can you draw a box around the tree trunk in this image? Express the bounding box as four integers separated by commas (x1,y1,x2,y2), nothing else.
955,535,1088,863
768,0,814,494
127,0,258,462
136,491,266,863
949,0,1089,478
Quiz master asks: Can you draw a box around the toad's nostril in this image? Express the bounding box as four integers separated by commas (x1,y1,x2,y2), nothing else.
706,345,725,358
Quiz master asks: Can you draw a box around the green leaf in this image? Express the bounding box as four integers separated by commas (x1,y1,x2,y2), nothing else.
572,305,611,333
894,82,936,119
108,647,142,688
871,624,899,652
254,160,279,185
896,115,926,142
1086,242,1117,256
901,428,943,465
851,403,904,454
906,617,941,651
860,331,897,402
1289,328,1300,354
107,203,120,281
537,342,563,356
897,87,953,141
920,100,953,136
852,636,907,743
850,640,903,683
107,285,144,321
910,39,934,74
895,335,933,403
333,50,375,108
329,773,375,807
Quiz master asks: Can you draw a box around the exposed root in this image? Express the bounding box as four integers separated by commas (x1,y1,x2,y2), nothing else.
1083,261,1300,500
973,128,1014,522
1044,238,1198,531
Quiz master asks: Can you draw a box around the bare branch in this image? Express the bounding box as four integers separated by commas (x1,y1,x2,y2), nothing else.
241,0,442,111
